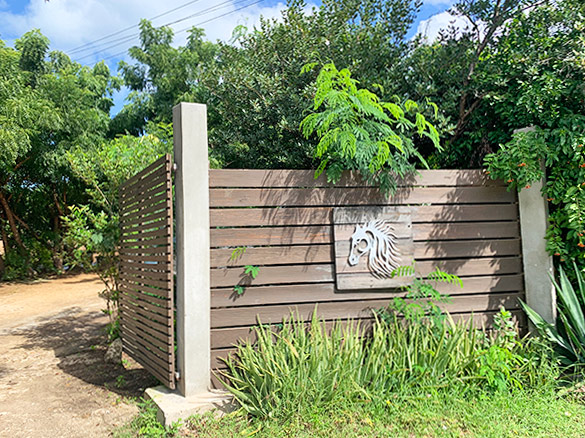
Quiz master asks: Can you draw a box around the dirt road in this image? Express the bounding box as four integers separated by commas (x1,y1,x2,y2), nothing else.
0,274,156,438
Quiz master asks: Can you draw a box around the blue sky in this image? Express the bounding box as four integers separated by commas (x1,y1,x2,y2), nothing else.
0,0,455,114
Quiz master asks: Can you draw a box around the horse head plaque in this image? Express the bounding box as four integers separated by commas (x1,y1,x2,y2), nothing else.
333,207,414,290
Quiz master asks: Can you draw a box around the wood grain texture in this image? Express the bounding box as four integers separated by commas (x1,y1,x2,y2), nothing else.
210,309,528,351
210,274,524,307
210,239,522,268
211,292,523,328
210,222,519,247
118,154,175,390
210,186,515,208
209,169,504,188
210,257,522,288
210,204,518,227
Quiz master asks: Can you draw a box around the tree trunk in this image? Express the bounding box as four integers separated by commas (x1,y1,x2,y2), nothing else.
0,190,26,254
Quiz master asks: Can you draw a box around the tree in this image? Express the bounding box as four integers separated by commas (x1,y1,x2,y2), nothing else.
0,30,118,279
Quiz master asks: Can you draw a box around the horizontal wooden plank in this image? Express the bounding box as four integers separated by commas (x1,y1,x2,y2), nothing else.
121,318,173,353
120,280,173,300
120,286,170,312
120,236,171,249
211,274,524,308
121,190,169,216
210,257,522,288
120,300,173,329
121,226,171,240
121,209,170,229
210,239,522,268
121,294,173,323
120,154,169,190
211,291,523,328
210,222,519,247
123,338,173,377
119,260,172,275
119,254,173,264
120,246,172,256
210,204,518,228
120,162,167,195
210,309,528,350
209,169,504,188
120,272,172,289
122,343,173,387
335,256,522,275
210,186,515,208
121,202,170,226
121,180,168,213
122,329,172,364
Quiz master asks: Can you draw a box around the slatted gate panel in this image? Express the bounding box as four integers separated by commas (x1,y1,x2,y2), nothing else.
118,154,175,389
208,169,525,382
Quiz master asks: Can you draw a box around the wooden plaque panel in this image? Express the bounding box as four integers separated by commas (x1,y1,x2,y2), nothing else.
333,206,414,290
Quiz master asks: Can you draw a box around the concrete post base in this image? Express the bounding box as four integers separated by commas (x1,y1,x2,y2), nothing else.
145,385,236,427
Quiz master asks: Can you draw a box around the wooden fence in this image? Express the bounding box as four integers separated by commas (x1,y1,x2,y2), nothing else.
119,154,175,389
208,169,525,378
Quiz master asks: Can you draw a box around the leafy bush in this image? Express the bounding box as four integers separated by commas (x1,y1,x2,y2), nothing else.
300,63,441,195
220,308,557,419
522,262,585,367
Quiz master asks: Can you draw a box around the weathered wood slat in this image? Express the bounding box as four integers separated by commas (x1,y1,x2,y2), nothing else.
122,343,173,386
120,200,169,225
119,154,174,390
210,239,522,268
209,169,504,188
210,274,524,308
119,280,173,300
210,309,528,351
120,155,168,190
121,318,174,353
210,257,522,288
121,209,170,229
121,226,171,240
120,246,172,256
121,294,173,323
123,338,173,374
120,163,167,195
119,260,172,275
119,254,173,264
120,296,172,325
210,292,523,328
209,204,518,228
120,303,172,335
120,236,171,248
210,186,515,208
210,222,519,248
121,190,169,215
120,272,174,289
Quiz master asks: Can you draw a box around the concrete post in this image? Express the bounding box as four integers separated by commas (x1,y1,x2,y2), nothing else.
518,178,556,325
173,103,210,396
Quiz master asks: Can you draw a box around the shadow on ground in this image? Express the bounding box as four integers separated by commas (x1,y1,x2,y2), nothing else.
12,311,158,398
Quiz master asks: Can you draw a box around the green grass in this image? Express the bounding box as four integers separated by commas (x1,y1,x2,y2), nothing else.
183,389,585,438
117,388,585,438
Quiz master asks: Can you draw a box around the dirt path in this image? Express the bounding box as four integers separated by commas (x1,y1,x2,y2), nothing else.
0,274,156,438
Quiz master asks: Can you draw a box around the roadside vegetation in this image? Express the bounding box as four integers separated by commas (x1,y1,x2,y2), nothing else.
2,0,585,436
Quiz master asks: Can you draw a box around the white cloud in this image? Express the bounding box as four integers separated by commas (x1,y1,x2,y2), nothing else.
0,0,303,66
415,10,471,42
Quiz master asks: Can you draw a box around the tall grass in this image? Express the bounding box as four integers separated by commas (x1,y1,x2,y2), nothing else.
220,310,559,418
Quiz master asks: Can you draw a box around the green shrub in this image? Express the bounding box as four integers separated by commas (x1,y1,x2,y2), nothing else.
522,262,585,368
220,308,556,419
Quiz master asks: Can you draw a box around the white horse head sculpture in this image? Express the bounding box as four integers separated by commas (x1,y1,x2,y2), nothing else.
348,220,401,278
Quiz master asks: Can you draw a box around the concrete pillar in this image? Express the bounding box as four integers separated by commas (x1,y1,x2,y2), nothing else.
173,103,210,396
518,178,556,325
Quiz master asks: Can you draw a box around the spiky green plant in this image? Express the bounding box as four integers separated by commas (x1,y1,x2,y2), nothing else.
522,263,585,367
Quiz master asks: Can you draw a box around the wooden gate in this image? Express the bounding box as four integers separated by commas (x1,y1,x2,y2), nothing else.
118,154,175,389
